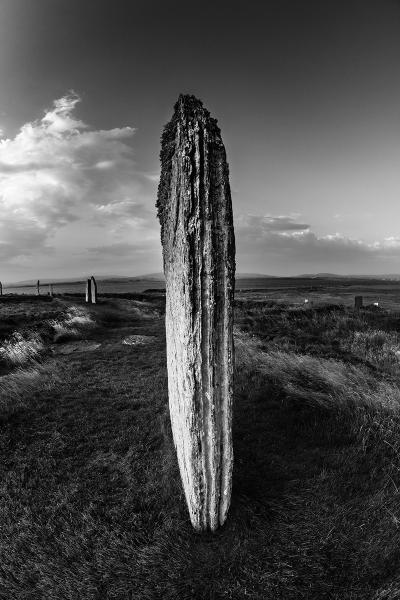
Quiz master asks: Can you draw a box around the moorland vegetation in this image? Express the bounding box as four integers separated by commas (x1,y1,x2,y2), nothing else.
0,293,400,598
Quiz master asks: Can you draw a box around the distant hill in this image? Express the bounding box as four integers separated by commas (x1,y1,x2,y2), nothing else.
297,273,348,279
124,272,276,280
6,272,276,287
297,273,400,280
5,274,164,287
6,272,400,287
236,273,276,279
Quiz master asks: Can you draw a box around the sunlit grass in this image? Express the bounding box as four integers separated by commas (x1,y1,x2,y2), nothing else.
0,331,44,365
2,295,400,598
0,361,62,412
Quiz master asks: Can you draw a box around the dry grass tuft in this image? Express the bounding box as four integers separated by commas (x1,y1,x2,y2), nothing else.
0,360,62,412
345,328,400,372
234,327,400,413
0,331,44,365
48,306,94,342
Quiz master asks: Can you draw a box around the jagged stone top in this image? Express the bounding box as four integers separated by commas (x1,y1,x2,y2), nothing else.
157,94,224,227
167,93,220,136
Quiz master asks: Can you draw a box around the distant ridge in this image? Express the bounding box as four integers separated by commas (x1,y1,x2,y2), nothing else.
297,273,348,279
297,273,400,280
6,272,400,287
236,273,277,279
5,272,275,287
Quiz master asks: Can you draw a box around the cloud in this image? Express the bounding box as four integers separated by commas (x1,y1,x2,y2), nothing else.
236,214,310,234
41,92,86,133
87,242,149,257
0,92,156,271
95,199,150,220
236,213,400,273
143,172,160,183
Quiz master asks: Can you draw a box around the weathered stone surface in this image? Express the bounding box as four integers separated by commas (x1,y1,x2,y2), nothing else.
86,278,92,303
90,276,98,304
157,95,235,531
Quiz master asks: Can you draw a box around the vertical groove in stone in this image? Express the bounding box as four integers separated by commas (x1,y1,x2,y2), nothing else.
157,95,235,532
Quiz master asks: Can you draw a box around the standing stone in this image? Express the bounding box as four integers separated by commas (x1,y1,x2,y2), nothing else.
355,296,363,310
86,278,92,303
37,280,40,295
0,281,2,296
49,284,53,297
90,276,98,304
157,95,236,532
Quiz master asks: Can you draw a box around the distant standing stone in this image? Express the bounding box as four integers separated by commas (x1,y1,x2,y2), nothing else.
86,278,92,303
91,276,98,304
354,296,363,310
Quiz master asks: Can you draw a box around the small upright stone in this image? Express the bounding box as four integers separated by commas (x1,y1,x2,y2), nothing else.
49,284,54,297
86,278,92,303
157,95,236,532
90,276,98,304
0,281,2,296
37,280,40,295
355,296,363,310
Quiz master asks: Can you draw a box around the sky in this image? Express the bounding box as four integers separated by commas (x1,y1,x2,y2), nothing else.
1,0,400,281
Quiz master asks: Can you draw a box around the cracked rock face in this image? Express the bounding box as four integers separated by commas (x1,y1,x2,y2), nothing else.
157,95,236,531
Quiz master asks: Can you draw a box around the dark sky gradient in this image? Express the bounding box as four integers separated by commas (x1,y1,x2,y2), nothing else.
1,0,400,279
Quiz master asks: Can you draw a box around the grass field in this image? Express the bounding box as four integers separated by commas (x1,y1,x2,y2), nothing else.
1,284,400,599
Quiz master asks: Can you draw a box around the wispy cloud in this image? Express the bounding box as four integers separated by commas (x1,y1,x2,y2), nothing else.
236,214,310,234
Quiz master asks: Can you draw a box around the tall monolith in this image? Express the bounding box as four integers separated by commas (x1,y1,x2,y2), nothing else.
37,280,40,295
0,281,2,296
157,95,236,531
90,276,98,304
86,278,92,303
49,284,53,297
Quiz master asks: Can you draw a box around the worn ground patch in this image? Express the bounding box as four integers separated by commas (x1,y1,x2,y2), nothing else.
122,334,156,346
51,340,102,355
